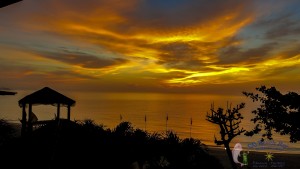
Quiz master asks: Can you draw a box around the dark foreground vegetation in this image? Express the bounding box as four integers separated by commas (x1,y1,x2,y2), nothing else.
0,119,223,169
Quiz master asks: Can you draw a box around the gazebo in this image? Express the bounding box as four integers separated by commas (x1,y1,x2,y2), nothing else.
18,87,76,136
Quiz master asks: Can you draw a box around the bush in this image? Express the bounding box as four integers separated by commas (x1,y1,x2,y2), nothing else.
0,118,15,144
0,120,223,169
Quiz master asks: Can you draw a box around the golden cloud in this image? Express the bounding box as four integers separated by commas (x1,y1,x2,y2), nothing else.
1,0,300,91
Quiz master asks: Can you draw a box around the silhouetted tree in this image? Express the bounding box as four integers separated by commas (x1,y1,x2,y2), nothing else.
206,102,246,169
243,85,300,142
113,121,134,136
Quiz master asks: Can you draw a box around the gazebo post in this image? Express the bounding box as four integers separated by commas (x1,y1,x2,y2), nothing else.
57,103,60,120
67,105,71,121
28,103,33,133
21,103,26,137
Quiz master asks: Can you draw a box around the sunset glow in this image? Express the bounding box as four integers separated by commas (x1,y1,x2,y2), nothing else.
1,0,300,94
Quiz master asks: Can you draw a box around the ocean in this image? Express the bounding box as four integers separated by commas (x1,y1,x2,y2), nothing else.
1,90,300,154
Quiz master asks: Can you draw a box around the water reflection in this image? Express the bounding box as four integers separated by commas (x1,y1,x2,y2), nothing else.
0,90,299,153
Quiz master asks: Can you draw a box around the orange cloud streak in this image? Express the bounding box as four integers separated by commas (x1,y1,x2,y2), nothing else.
1,0,300,92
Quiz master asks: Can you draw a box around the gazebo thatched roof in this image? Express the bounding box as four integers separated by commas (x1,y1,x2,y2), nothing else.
18,87,75,107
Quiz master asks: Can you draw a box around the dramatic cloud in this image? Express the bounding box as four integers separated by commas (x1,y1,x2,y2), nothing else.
253,14,300,40
218,42,278,64
36,48,128,69
1,0,300,93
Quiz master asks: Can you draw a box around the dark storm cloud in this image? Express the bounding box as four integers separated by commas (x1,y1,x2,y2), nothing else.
36,48,128,69
153,41,216,70
280,44,300,58
218,42,278,64
265,23,300,39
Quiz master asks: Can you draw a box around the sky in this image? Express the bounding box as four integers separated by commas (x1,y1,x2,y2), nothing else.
1,0,300,95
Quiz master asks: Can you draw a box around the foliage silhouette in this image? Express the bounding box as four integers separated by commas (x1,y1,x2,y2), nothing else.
0,120,223,169
243,85,300,142
206,102,246,169
0,118,15,145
